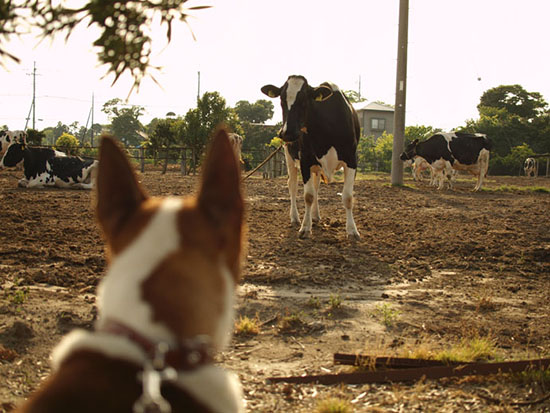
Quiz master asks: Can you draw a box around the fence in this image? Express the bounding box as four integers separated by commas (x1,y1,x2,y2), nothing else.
42,144,288,178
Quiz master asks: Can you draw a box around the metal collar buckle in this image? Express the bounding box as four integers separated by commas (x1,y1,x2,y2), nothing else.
133,343,177,413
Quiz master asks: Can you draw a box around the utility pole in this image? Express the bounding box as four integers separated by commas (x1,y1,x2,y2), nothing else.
391,0,409,186
358,75,362,100
32,61,37,130
91,93,95,147
197,71,201,102
25,62,39,131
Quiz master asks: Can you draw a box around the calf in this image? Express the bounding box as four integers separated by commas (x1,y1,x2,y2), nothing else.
0,143,97,189
524,157,538,177
261,75,360,239
400,132,492,191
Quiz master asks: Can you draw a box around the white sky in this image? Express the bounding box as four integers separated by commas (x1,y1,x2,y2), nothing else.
1,0,549,132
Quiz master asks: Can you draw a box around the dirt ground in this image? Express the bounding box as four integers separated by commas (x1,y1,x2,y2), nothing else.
1,167,550,412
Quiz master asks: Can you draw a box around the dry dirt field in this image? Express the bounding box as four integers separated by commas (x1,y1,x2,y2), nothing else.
1,167,550,412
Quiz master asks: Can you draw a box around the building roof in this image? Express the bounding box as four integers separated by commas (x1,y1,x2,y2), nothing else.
354,101,395,112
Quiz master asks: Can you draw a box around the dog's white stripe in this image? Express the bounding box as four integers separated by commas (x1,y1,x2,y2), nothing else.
51,329,147,370
96,197,183,345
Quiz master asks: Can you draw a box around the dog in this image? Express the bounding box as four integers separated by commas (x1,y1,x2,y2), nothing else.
16,127,245,412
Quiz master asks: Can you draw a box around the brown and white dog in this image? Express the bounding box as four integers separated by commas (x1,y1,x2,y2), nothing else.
16,127,245,412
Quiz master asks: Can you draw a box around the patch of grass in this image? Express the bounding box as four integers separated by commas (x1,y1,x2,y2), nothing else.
482,185,550,193
278,311,307,333
373,303,400,327
306,296,321,309
513,368,550,386
435,337,497,363
327,294,343,311
234,315,260,336
315,397,353,413
475,294,498,312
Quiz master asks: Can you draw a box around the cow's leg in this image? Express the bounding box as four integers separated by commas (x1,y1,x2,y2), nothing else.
473,150,490,191
284,146,300,225
342,166,360,240
312,171,321,223
17,178,29,188
299,177,316,238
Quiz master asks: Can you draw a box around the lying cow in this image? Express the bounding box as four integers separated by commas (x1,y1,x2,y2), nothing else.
262,75,360,239
400,132,492,191
524,157,538,177
0,129,27,156
0,142,97,189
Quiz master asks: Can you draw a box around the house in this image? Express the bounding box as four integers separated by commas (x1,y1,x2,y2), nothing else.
354,101,394,140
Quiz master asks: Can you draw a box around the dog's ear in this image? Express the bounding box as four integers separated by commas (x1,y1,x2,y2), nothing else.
198,126,244,271
96,135,147,238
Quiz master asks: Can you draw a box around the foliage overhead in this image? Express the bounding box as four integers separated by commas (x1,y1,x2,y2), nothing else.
0,1,209,91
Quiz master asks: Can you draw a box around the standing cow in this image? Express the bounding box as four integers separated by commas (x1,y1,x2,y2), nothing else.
261,75,360,239
524,157,538,177
0,142,97,189
400,132,492,191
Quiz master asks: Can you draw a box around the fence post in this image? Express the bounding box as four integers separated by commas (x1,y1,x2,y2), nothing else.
140,147,145,173
180,148,186,176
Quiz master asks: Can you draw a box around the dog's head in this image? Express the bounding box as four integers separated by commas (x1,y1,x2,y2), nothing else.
95,126,244,352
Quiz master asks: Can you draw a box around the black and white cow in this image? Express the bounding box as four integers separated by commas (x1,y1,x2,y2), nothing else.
400,132,492,191
261,75,360,239
0,129,27,156
0,143,97,189
524,157,538,177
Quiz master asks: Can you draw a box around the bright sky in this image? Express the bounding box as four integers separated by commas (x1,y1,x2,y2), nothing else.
1,0,549,132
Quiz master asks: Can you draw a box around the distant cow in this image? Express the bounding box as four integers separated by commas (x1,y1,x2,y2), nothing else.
0,130,27,156
524,157,538,177
400,132,492,191
0,143,97,189
227,132,243,164
261,75,360,239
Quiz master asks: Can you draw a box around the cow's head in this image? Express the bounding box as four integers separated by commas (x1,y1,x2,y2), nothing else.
400,139,419,161
0,142,25,169
0,130,27,156
261,75,333,142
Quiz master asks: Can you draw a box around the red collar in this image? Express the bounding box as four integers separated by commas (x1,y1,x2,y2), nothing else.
99,318,213,371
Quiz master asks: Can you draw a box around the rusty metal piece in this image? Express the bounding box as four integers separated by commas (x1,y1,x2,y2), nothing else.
333,353,467,369
267,358,550,385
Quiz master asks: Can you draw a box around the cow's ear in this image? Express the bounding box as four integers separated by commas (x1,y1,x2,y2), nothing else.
96,135,147,238
311,85,333,102
261,85,281,98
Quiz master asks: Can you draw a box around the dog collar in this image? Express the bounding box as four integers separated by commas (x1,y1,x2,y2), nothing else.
99,318,214,371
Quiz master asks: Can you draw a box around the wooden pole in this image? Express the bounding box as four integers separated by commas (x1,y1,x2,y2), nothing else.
391,0,409,186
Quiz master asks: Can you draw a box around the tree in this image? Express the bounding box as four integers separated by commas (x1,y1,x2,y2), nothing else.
343,90,366,104
148,117,179,173
55,132,80,155
404,125,440,143
478,85,548,121
102,98,144,146
1,1,208,90
26,128,45,145
182,92,242,168
234,100,274,124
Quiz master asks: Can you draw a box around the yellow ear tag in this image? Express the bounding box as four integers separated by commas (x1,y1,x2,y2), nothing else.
315,94,324,102
268,91,276,98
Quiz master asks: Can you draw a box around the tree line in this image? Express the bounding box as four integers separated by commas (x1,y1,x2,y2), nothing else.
3,84,548,176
